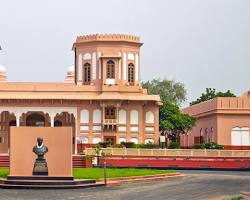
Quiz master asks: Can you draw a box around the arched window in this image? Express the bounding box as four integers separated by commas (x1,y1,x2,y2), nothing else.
54,120,62,127
106,60,115,79
118,109,126,124
26,113,45,127
93,109,101,124
83,63,91,84
80,110,89,123
128,63,134,83
130,110,138,124
146,111,154,124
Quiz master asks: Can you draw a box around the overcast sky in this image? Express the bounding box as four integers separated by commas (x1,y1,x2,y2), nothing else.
0,0,249,106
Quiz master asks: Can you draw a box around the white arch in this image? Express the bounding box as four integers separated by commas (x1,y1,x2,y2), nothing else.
80,109,89,123
231,127,250,146
92,137,101,144
93,109,101,123
83,53,91,60
146,111,154,124
130,110,138,124
145,139,154,144
119,109,127,124
118,138,126,144
130,138,138,144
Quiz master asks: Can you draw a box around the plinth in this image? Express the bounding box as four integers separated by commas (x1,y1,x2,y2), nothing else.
33,158,48,175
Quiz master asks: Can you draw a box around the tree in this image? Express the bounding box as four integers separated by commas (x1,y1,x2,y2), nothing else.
160,100,196,146
190,88,236,106
142,78,186,105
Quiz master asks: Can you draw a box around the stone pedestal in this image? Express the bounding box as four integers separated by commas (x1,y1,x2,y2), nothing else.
32,158,48,176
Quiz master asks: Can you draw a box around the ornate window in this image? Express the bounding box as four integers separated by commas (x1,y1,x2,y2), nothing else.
83,63,91,84
106,60,115,79
105,107,116,119
128,63,134,83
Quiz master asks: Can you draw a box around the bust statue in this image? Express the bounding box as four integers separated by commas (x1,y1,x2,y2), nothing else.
32,137,49,176
33,137,48,159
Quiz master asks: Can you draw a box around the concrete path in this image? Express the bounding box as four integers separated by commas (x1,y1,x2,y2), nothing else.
0,170,249,200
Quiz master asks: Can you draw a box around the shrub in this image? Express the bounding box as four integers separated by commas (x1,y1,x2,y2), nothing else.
204,142,224,149
112,143,125,148
192,142,224,149
168,142,180,149
137,142,159,149
120,142,136,148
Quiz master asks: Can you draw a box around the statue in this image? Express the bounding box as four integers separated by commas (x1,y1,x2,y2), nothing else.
32,137,49,175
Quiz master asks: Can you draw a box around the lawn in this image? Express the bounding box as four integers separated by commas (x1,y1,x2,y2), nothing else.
0,167,175,180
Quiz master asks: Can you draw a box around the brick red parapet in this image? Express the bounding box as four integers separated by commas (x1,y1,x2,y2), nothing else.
98,155,250,170
223,146,250,150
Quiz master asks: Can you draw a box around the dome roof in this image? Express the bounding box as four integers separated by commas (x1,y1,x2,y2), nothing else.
67,65,75,75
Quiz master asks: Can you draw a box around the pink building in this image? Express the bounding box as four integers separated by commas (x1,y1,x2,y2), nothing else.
0,34,161,154
181,92,250,149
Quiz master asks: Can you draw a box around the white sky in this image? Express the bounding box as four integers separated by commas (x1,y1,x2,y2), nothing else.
0,0,250,105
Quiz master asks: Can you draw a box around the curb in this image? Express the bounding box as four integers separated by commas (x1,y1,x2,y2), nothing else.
97,173,184,186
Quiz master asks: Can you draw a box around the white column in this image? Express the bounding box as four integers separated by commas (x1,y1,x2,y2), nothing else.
98,52,102,79
78,54,82,83
74,113,78,155
15,112,22,127
48,112,57,127
118,52,121,80
123,52,127,80
92,52,96,80
135,53,139,82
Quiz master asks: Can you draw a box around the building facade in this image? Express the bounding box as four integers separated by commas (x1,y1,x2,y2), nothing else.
181,92,250,149
0,34,161,154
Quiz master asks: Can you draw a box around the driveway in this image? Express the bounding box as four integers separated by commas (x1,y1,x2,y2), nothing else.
0,170,249,200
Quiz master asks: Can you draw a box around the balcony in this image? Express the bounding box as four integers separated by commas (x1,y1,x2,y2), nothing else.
103,119,118,125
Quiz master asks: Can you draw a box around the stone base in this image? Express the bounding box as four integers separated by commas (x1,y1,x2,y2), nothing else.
0,176,103,189
32,158,48,176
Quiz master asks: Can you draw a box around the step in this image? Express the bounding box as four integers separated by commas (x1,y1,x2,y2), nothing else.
0,183,105,189
1,180,96,186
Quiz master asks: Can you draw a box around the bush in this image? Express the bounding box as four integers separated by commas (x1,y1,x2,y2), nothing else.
168,142,180,149
192,142,224,149
120,142,136,148
204,142,224,149
136,142,159,149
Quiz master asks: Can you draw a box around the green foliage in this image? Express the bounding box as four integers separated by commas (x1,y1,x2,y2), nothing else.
168,142,180,149
160,100,196,143
192,142,224,149
141,78,186,105
190,88,236,106
72,168,176,180
136,142,159,149
0,167,176,180
120,142,136,148
0,167,8,178
231,196,244,200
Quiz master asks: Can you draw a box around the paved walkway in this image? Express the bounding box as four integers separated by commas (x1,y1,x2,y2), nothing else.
0,170,249,200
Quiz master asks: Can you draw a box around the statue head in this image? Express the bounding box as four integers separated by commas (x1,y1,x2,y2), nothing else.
37,137,43,146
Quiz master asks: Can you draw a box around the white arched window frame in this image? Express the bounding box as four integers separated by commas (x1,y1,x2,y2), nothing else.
92,137,101,144
118,109,127,124
145,111,154,124
80,109,89,123
130,138,138,144
145,139,154,144
231,127,250,146
118,138,126,144
93,109,101,124
130,110,138,124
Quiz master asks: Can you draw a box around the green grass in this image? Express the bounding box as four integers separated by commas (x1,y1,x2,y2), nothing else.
0,167,175,180
0,168,9,178
73,168,176,180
